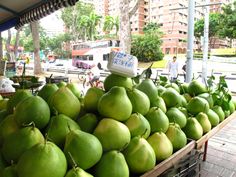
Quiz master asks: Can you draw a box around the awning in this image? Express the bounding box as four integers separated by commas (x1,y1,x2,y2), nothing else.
0,0,79,32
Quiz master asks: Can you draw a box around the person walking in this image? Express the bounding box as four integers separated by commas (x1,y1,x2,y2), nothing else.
167,56,179,82
182,61,187,82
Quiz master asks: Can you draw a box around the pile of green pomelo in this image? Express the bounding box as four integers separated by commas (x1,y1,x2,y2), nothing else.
0,73,235,177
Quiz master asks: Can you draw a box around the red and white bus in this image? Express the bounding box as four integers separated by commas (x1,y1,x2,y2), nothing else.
71,40,120,69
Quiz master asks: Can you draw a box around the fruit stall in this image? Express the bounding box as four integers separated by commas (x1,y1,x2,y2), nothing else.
0,51,236,177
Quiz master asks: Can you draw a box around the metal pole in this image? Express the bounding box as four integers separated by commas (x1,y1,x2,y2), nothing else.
202,0,209,83
186,0,195,83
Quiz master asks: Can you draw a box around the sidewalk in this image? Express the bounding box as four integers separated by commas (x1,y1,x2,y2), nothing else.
201,117,236,177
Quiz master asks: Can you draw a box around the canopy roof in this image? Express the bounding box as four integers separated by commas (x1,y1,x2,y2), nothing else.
0,0,79,32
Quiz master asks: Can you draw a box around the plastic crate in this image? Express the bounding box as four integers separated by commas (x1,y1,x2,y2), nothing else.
45,76,69,84
161,149,203,177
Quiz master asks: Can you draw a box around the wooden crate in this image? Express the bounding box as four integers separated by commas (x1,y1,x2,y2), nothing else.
140,140,196,177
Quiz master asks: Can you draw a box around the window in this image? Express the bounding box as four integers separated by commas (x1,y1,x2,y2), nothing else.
135,28,138,31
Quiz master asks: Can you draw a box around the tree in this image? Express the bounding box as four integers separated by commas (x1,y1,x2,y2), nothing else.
143,22,160,32
219,1,236,47
131,23,164,62
5,29,12,61
103,16,119,36
88,12,102,40
194,13,221,49
0,32,2,59
119,0,141,54
30,21,42,75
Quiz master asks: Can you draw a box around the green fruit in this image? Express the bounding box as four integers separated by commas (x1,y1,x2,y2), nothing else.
179,83,189,94
66,83,81,99
0,114,19,145
196,112,212,133
2,165,17,177
187,97,209,115
224,110,230,118
6,90,32,114
46,114,80,148
17,141,67,177
0,153,7,175
57,81,67,88
83,87,104,112
212,106,225,122
188,80,207,96
49,87,80,120
147,132,173,161
136,79,158,105
127,88,150,115
177,95,188,108
178,107,188,118
124,113,150,139
232,97,236,109
166,123,187,151
145,107,169,133
2,126,44,163
64,130,102,170
104,73,133,91
94,150,129,177
14,96,50,129
151,96,167,113
77,113,98,133
206,109,220,127
165,83,180,93
65,167,93,177
0,99,9,111
123,137,156,174
183,117,203,140
198,93,214,108
0,110,8,123
183,93,192,102
98,86,132,121
93,118,131,151
166,107,187,128
38,83,58,103
161,88,181,108
156,85,166,96
229,99,235,114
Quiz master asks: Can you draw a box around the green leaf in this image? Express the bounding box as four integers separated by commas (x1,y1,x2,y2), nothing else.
159,76,168,82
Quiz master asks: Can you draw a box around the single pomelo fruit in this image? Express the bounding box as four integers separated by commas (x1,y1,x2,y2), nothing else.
38,83,58,103
196,112,212,133
188,80,207,96
166,107,187,128
187,97,209,115
66,83,81,99
212,106,225,122
182,117,203,140
161,88,181,108
151,96,167,113
77,113,98,133
206,109,220,127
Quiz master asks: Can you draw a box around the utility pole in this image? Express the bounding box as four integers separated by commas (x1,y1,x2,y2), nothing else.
186,0,195,83
202,0,210,83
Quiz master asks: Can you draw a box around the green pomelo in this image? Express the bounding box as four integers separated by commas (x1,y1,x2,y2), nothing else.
2,126,44,163
165,83,180,93
136,79,158,105
66,83,81,99
83,87,104,112
145,107,169,133
14,96,50,129
206,109,220,127
147,132,173,161
98,86,132,121
49,87,80,120
0,110,8,123
17,141,67,177
64,130,102,170
93,118,131,151
127,88,150,115
123,137,156,174
224,110,230,118
198,93,214,108
177,95,188,107
57,81,67,88
183,93,192,102
212,106,225,122
0,153,7,175
124,113,150,139
229,99,235,114
196,112,212,134
166,107,187,128
182,117,203,140
0,99,9,111
46,114,80,148
0,114,19,145
2,165,17,177
156,85,166,96
187,97,209,115
65,167,93,177
6,90,32,114
77,113,98,133
179,83,189,94
178,107,188,118
94,150,129,177
38,83,58,103
161,88,181,108
166,123,187,151
188,80,207,96
232,97,236,109
151,96,167,113
104,73,133,91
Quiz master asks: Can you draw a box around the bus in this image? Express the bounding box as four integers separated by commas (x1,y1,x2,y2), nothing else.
71,40,120,69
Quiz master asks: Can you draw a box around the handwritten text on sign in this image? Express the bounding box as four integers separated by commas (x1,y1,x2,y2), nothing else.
112,52,135,69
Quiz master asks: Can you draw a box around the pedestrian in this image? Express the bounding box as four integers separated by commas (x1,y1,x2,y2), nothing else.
182,61,187,82
167,56,179,82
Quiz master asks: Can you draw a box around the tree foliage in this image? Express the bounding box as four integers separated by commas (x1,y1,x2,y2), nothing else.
131,23,164,62
103,16,119,35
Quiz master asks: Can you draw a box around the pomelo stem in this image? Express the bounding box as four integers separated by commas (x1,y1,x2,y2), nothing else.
68,151,78,168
